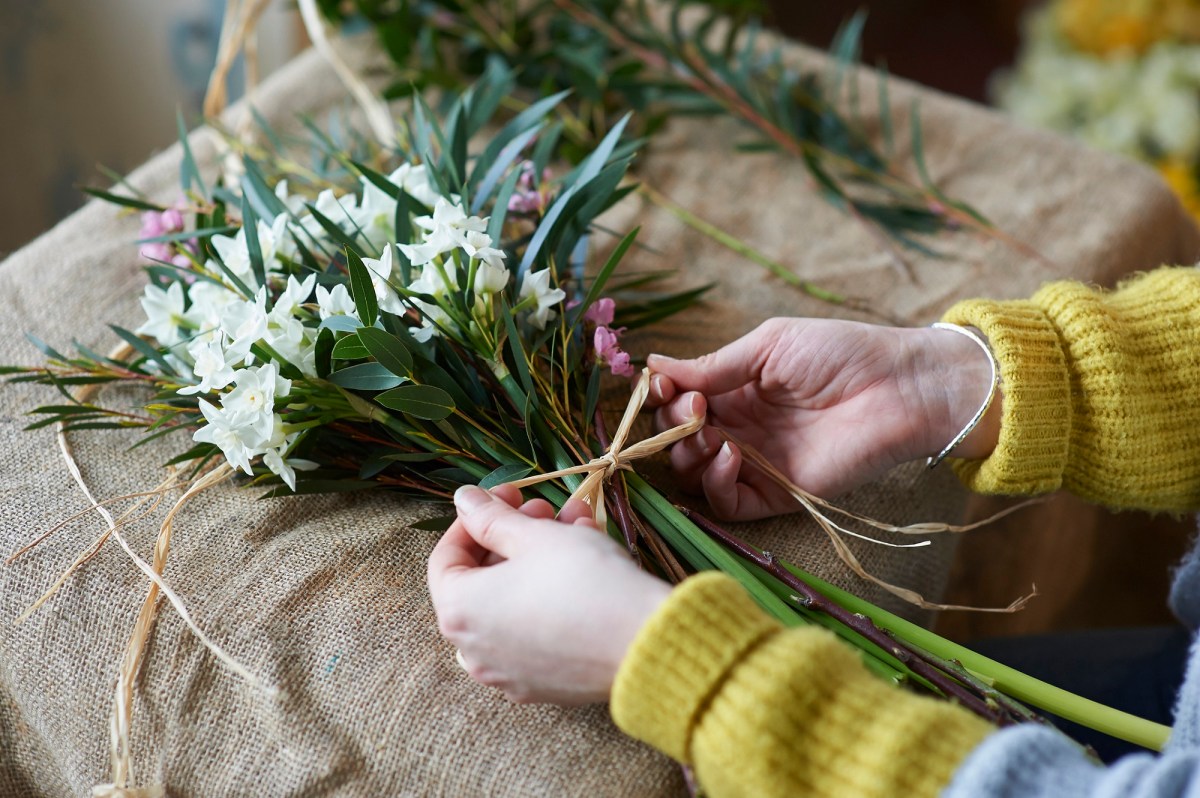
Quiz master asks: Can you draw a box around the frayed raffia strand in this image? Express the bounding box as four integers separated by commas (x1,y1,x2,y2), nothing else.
12,478,177,624
507,368,705,528
297,0,396,148
46,346,274,793
722,429,1037,612
201,0,274,189
203,0,272,122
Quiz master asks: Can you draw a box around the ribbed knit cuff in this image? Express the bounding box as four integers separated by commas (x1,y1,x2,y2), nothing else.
941,299,1072,495
612,573,993,797
610,572,778,762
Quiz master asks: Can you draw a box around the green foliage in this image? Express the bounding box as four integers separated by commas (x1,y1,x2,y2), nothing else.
318,0,992,257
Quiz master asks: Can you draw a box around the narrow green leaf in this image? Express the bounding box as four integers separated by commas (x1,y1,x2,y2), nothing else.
82,188,164,212
308,203,367,253
375,384,455,421
479,463,534,490
176,110,209,200
584,364,603,427
108,325,177,376
24,333,66,361
470,126,541,214
503,306,536,398
346,247,379,327
487,167,523,244
352,160,401,199
136,225,238,244
581,227,639,314
409,515,458,533
241,193,267,291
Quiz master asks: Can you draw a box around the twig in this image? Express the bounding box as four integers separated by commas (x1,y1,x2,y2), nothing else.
681,506,1021,726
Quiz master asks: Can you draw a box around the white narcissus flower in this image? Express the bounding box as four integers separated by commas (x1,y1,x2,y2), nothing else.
135,281,188,347
220,289,269,363
473,261,510,295
414,197,487,251
270,274,317,318
462,230,506,270
220,363,291,443
388,162,446,208
185,281,239,343
397,239,447,268
274,179,309,215
209,215,290,291
518,268,566,330
262,442,319,491
298,189,360,241
316,283,359,321
193,398,258,475
355,178,397,249
361,244,408,316
178,337,237,395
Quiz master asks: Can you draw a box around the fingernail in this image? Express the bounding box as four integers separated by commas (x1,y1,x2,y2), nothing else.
650,374,666,400
454,485,491,512
647,353,676,367
717,442,734,463
688,393,704,419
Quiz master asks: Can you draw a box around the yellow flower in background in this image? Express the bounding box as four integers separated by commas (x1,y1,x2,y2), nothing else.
1157,158,1200,222
1055,0,1200,55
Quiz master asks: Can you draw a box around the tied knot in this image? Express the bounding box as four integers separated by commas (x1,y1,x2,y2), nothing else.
508,368,704,526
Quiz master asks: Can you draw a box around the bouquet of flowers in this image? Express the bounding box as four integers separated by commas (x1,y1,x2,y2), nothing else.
3,51,1170,795
997,0,1200,221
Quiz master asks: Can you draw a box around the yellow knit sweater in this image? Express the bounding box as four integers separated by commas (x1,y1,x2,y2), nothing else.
611,267,1200,797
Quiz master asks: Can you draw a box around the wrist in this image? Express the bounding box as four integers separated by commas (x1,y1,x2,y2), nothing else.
903,325,1002,463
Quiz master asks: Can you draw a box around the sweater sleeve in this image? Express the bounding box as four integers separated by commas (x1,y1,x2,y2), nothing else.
941,266,1200,512
610,572,993,798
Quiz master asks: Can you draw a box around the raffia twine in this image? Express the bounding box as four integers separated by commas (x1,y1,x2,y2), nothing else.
512,368,1035,612
10,341,276,796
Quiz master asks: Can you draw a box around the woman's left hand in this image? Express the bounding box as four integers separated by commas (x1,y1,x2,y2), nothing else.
427,484,672,705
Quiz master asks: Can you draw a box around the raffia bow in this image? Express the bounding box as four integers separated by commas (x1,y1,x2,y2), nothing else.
507,368,704,527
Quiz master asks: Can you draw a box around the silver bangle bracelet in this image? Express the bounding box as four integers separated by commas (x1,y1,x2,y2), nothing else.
926,322,1000,469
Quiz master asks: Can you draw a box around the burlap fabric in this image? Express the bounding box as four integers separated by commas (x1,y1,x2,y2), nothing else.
2,28,1199,798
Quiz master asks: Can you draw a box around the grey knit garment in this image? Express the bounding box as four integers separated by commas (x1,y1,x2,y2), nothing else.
943,527,1200,797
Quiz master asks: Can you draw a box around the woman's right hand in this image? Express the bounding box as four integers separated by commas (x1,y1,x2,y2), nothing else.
646,318,1001,521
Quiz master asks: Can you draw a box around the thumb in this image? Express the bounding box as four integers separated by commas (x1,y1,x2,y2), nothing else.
647,329,768,396
453,486,533,559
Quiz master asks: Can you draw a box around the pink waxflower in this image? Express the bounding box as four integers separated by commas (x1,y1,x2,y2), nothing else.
594,325,635,378
138,205,192,265
584,297,616,327
506,162,553,215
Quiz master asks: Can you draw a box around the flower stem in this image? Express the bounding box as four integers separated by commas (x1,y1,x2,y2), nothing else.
636,183,892,321
777,560,1173,751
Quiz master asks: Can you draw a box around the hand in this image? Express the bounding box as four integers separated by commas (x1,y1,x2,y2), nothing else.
646,318,1001,520
426,484,672,705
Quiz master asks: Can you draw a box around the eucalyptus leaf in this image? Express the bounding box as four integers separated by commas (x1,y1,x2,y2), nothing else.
328,363,406,391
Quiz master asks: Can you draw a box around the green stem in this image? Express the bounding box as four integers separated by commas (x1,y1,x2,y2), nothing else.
782,562,1173,751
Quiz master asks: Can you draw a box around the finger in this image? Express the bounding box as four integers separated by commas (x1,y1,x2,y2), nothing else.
653,391,707,434
454,485,536,559
519,498,556,520
701,442,765,521
643,372,677,408
647,326,770,396
427,520,486,597
668,427,724,493
557,497,600,528
490,483,523,508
